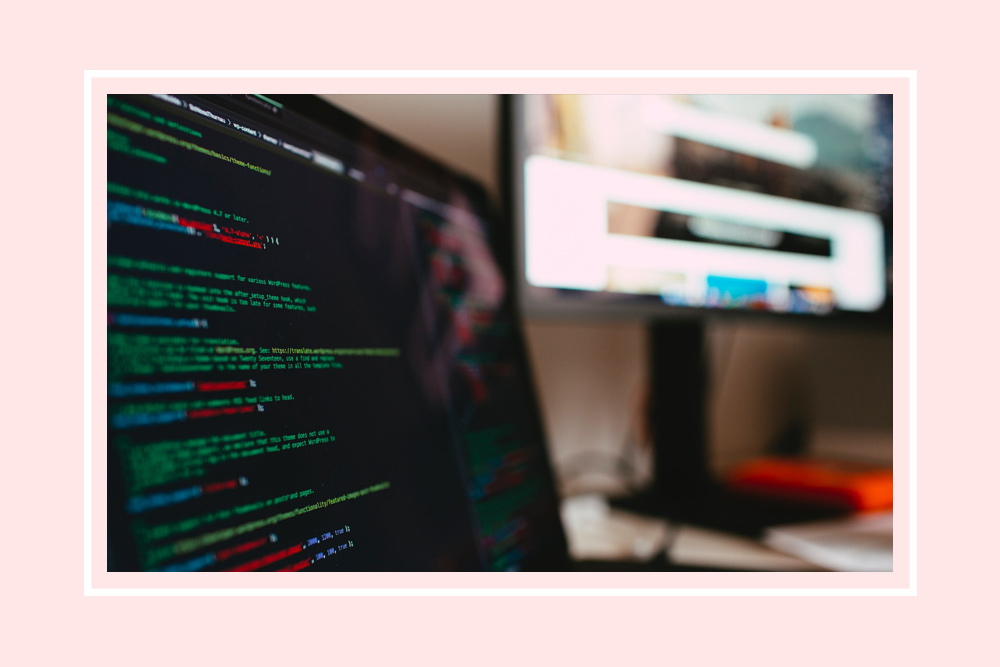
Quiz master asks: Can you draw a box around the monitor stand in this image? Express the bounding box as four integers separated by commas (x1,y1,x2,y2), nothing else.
609,319,848,538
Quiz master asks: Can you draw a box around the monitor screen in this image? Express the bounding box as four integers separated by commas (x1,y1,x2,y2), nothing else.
506,94,893,319
106,94,567,571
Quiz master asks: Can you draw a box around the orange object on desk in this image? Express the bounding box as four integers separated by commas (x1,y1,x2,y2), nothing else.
726,457,893,511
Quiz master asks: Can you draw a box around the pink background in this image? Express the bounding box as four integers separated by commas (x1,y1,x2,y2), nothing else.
89,75,910,593
5,0,994,663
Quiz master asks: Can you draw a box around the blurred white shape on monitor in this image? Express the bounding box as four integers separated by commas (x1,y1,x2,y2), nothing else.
834,215,886,311
524,156,608,290
640,97,819,169
524,155,885,313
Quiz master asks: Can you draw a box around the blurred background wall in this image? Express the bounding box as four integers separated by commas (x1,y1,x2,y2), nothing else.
320,94,892,492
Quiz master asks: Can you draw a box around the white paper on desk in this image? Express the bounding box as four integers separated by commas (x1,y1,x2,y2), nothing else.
560,495,821,570
764,512,893,572
560,494,669,561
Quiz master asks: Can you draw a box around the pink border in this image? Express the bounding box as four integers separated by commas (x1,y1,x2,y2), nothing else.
89,75,909,591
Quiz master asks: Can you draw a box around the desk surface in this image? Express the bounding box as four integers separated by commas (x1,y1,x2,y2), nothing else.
561,494,887,571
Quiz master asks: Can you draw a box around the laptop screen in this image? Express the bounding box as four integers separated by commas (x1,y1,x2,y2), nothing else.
106,94,567,571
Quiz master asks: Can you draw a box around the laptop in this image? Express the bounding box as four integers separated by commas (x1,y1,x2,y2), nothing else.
106,94,575,571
